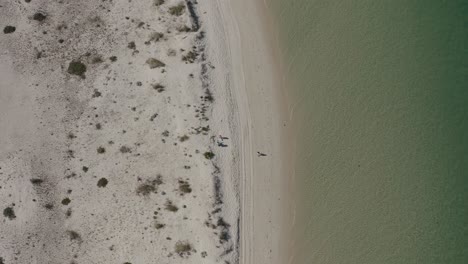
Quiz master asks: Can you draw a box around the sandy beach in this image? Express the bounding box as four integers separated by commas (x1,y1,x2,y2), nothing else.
1,0,287,264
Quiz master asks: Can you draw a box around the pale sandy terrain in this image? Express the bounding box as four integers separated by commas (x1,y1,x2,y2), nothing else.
0,0,288,264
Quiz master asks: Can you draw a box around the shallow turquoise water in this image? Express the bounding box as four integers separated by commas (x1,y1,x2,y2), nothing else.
269,1,468,263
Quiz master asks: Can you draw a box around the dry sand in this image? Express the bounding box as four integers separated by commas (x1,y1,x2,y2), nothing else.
0,0,288,264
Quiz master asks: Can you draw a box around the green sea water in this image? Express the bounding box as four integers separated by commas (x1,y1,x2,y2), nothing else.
268,1,468,263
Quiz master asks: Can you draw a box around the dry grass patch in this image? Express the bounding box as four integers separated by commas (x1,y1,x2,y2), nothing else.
175,241,193,257
165,200,178,212
169,3,185,16
178,179,192,194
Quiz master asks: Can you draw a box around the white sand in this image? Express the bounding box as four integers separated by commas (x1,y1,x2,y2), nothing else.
0,0,288,263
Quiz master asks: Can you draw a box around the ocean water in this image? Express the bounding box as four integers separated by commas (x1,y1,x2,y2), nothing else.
268,1,468,263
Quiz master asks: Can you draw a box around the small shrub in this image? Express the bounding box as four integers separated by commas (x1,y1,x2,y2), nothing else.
174,241,192,257
127,41,136,50
3,26,16,34
67,61,87,76
3,207,16,220
92,89,102,98
177,25,191,32
109,56,117,62
97,146,106,154
119,146,131,153
155,222,165,229
91,56,103,64
44,203,54,210
30,178,44,185
169,3,185,16
97,178,108,188
204,151,215,160
152,83,165,92
154,0,165,6
179,135,189,142
182,51,197,63
67,230,81,241
165,200,178,212
146,58,165,69
136,177,161,196
178,180,192,194
149,32,164,42
61,198,71,205
33,12,47,21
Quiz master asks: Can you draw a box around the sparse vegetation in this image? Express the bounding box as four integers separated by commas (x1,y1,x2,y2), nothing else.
3,207,16,220
175,241,193,257
169,3,186,16
97,146,106,154
154,0,165,6
97,178,108,188
165,200,178,212
92,89,102,98
179,135,189,142
178,180,192,194
119,145,131,153
67,230,82,241
182,51,198,63
136,177,162,196
152,83,165,92
127,41,136,50
155,222,165,229
149,32,164,42
146,58,165,68
3,26,16,34
61,198,71,205
67,61,87,77
30,178,44,185
204,151,215,160
33,12,47,21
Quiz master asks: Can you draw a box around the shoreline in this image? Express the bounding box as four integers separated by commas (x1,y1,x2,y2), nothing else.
202,0,293,263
